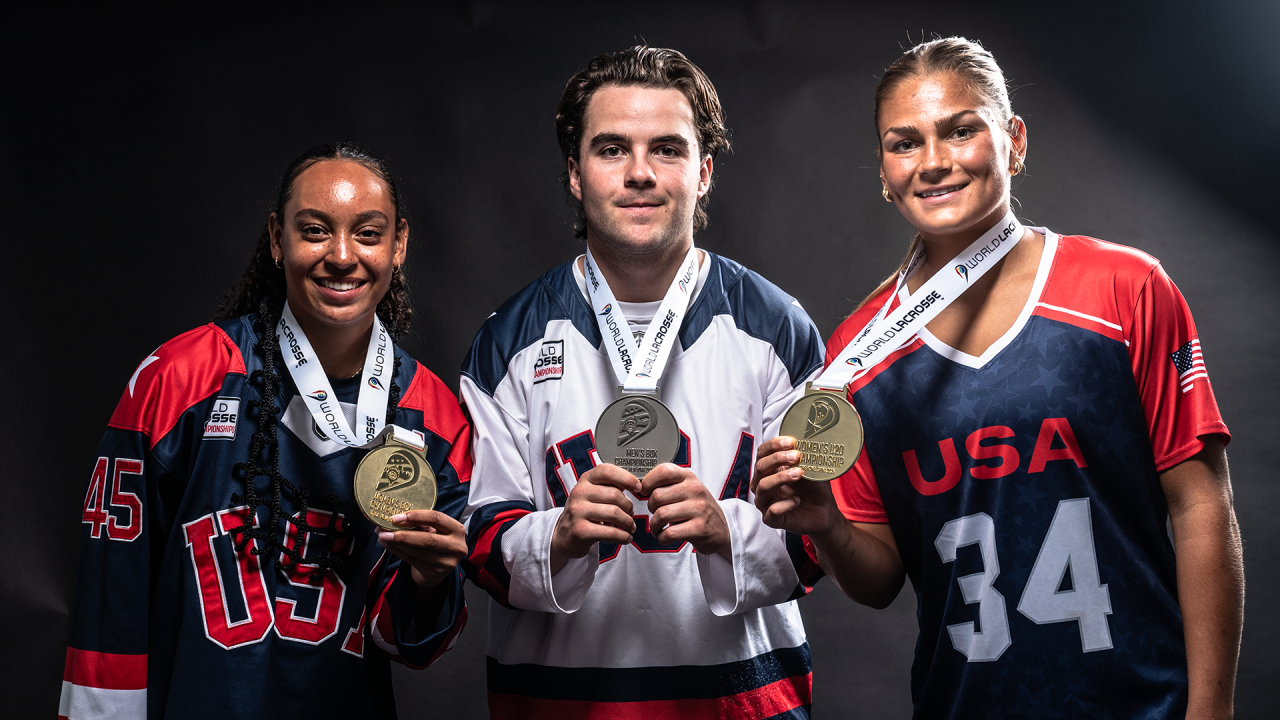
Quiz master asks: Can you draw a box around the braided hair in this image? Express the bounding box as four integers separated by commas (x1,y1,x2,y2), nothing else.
215,142,412,580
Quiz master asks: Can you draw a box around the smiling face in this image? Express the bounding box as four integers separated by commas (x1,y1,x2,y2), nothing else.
568,85,712,258
878,72,1026,244
269,159,407,340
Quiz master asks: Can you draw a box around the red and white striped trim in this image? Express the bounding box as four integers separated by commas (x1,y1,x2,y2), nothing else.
58,648,146,719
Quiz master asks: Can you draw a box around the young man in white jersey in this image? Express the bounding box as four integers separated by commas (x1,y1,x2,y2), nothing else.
459,46,826,718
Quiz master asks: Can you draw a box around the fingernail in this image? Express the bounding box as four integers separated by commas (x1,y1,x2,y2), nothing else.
391,513,407,523
787,451,800,463
377,531,394,543
788,467,803,479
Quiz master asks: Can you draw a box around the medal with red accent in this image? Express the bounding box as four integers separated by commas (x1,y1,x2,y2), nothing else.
353,426,437,531
277,303,436,524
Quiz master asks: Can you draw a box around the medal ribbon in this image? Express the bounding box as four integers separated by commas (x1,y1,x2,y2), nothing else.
584,244,700,394
815,211,1026,392
277,302,395,446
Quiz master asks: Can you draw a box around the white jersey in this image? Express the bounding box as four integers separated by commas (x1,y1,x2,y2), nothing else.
460,252,825,719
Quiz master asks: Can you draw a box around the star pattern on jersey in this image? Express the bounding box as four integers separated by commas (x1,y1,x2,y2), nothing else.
855,312,1188,719
983,376,1024,415
1095,414,1140,465
1016,534,1038,556
1015,478,1049,511
1065,383,1099,416
1030,364,1068,398
1016,401,1037,422
949,391,981,424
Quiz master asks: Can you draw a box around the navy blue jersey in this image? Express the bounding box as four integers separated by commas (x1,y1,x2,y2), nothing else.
61,314,473,719
830,233,1228,719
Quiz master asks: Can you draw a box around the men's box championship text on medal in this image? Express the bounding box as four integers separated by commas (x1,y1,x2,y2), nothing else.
797,439,847,476
615,446,660,474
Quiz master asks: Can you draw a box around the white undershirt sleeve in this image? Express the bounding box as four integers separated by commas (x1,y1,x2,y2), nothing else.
698,500,800,616
501,507,599,614
695,353,819,616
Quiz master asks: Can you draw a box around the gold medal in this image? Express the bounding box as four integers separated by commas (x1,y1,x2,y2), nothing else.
354,433,437,531
778,383,864,482
594,393,681,479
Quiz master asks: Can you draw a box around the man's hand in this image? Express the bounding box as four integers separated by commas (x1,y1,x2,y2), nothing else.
641,463,730,557
377,510,468,588
550,464,642,574
752,436,841,539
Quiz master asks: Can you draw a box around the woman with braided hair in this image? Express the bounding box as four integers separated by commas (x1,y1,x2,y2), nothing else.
61,142,472,719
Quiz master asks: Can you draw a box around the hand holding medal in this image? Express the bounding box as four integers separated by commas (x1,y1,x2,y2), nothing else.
584,246,699,479
354,426,438,531
772,211,1026,482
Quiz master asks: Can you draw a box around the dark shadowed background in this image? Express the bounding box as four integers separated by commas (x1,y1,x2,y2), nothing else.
5,1,1278,717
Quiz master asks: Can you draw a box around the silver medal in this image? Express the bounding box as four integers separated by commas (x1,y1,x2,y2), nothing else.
594,394,680,479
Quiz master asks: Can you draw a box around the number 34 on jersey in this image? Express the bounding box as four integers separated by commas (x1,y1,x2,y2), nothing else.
937,497,1114,662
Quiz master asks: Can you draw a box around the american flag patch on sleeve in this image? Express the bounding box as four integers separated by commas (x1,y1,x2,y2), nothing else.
1170,340,1208,394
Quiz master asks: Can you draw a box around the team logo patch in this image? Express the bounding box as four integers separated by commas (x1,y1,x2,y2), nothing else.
368,376,385,391
534,340,564,384
308,390,328,402
203,397,240,440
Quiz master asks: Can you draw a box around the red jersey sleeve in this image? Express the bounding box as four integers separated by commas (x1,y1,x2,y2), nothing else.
826,287,896,524
1125,263,1230,471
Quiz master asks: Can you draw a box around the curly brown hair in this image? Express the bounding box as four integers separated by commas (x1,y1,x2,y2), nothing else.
555,46,731,239
217,141,413,336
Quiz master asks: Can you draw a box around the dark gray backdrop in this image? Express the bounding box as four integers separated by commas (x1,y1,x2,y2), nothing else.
5,1,1277,717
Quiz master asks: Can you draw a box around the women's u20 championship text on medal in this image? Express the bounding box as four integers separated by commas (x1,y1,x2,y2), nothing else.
778,388,864,482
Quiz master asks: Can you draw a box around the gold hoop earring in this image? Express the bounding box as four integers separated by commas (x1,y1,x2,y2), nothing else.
1011,157,1024,176
882,186,893,202
274,256,283,269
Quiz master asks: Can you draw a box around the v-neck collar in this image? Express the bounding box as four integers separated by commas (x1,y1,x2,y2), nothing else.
901,227,1058,370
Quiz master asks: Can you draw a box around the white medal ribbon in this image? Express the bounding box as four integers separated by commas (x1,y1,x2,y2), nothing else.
584,244,700,395
815,211,1026,392
276,301,405,447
